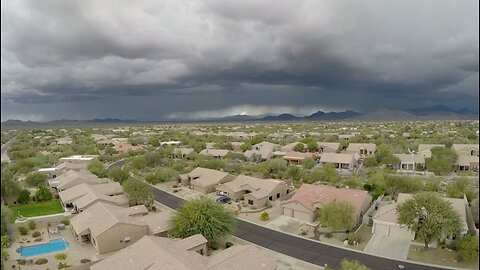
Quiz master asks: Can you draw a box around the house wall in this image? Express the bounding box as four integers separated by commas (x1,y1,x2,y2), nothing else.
281,201,315,222
94,223,148,254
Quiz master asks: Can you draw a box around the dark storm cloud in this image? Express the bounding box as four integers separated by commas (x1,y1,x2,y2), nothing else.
1,0,478,120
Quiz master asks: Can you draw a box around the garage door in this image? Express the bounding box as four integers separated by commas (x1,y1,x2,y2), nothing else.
373,223,389,236
282,207,293,217
293,210,311,222
389,225,414,240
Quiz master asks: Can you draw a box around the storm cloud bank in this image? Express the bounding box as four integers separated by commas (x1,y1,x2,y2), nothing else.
1,0,478,121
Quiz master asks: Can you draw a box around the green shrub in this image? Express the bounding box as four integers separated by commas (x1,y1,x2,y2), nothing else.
210,240,219,250
225,242,234,249
80,258,91,264
34,237,42,242
35,258,48,265
18,227,28,235
54,253,67,260
60,219,70,226
32,231,41,237
458,236,479,261
347,233,362,245
57,262,72,269
260,211,269,221
324,232,333,238
28,220,37,230
17,259,26,265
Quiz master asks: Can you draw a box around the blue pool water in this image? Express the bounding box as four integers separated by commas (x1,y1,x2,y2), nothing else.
17,238,69,257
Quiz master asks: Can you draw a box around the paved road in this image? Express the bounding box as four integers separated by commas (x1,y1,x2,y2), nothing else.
149,186,446,270
106,159,126,170
1,138,15,163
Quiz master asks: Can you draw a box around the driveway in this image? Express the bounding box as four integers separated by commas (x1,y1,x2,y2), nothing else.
364,234,411,260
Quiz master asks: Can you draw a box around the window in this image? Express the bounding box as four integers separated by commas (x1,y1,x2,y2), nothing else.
248,200,253,205
276,193,280,198
269,196,273,201
286,189,289,195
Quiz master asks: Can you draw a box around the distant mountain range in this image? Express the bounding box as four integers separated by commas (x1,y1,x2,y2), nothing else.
1,106,478,127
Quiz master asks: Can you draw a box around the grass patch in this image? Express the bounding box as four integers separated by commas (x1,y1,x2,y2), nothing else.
9,200,63,222
407,245,479,270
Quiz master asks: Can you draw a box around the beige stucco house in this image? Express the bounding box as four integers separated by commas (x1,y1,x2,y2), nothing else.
372,193,472,241
281,184,372,224
199,149,231,159
89,234,277,270
417,144,445,158
316,142,340,153
178,167,235,194
454,155,479,172
216,175,292,208
49,170,109,191
346,143,376,157
319,152,359,170
394,153,425,172
71,202,174,254
451,144,479,157
282,151,316,165
59,182,128,212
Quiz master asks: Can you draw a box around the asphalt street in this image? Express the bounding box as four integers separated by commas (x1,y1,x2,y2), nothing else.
149,186,446,270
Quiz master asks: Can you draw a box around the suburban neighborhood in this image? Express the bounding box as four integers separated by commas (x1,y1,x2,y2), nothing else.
1,120,479,270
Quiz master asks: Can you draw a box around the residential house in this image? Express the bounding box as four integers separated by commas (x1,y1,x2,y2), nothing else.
372,193,472,241
59,182,128,212
338,134,353,141
55,137,73,145
114,143,144,153
454,155,479,172
346,143,376,157
417,144,445,158
319,153,359,170
178,167,235,194
216,175,292,208
49,170,108,191
71,202,174,254
282,151,316,165
199,149,231,159
281,184,372,224
89,234,277,270
394,154,425,172
243,141,280,161
316,142,340,153
55,162,89,174
280,142,305,152
37,168,59,179
451,144,479,157
173,147,195,158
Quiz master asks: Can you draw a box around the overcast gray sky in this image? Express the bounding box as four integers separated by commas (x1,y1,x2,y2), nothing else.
1,0,478,121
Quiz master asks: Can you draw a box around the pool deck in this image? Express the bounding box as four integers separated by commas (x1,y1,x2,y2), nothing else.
5,224,97,269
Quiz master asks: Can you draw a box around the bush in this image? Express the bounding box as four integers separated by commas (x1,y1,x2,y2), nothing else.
17,259,26,265
210,240,219,250
458,236,479,261
80,258,91,264
57,262,72,269
347,233,362,245
225,242,234,249
60,219,70,226
324,232,333,238
18,227,28,235
260,212,269,221
35,258,48,265
28,220,37,230
34,237,42,242
54,253,67,260
17,189,31,204
32,231,41,237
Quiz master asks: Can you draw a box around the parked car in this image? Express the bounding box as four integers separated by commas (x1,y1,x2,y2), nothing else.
216,196,231,204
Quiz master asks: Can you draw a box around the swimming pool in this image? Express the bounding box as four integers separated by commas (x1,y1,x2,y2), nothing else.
17,238,69,257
